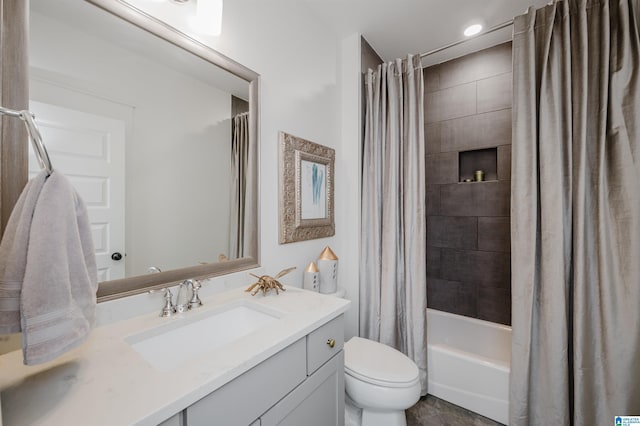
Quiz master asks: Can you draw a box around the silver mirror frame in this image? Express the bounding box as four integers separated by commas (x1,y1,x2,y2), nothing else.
85,0,260,302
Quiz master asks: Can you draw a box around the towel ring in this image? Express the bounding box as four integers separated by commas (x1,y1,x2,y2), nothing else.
0,106,53,176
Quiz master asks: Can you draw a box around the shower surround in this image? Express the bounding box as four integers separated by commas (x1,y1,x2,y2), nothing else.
425,42,512,325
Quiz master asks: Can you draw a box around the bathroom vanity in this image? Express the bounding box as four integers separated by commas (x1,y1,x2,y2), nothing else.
0,287,349,426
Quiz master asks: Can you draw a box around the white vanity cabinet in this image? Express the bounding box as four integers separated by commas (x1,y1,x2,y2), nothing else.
179,315,345,426
0,288,350,426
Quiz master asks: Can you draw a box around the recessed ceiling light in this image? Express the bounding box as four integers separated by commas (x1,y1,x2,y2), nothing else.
464,24,483,37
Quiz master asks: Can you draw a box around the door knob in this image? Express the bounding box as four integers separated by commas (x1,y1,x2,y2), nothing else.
326,338,336,348
111,252,123,261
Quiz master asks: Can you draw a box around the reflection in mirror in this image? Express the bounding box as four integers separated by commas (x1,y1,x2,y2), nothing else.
27,0,259,300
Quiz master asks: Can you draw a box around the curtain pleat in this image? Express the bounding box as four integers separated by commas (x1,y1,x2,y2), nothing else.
229,112,249,259
360,55,428,393
510,1,640,424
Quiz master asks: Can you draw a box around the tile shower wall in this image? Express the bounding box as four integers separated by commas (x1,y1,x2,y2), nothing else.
425,42,512,325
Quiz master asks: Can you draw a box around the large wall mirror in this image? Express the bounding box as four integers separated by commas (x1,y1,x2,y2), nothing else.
26,0,260,301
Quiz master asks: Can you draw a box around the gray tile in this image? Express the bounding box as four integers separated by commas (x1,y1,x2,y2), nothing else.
478,217,511,253
497,145,512,181
477,286,512,325
439,184,474,216
477,72,512,113
440,181,511,217
427,245,441,278
425,82,477,123
428,216,478,250
426,152,458,184
427,278,477,317
474,181,511,217
425,122,441,154
424,65,440,93
427,184,440,216
437,42,512,89
440,249,511,288
440,109,512,153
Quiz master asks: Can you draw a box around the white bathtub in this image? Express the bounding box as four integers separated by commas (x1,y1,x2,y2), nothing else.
427,308,511,425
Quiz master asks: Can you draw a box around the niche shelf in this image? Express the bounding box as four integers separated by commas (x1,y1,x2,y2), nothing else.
459,147,498,182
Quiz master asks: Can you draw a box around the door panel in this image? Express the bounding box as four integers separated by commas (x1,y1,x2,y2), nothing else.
28,100,126,280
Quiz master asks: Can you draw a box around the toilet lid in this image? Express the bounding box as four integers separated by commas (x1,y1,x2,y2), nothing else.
344,337,419,388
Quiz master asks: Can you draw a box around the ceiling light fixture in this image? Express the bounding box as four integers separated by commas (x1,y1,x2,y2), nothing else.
191,0,223,36
463,23,483,37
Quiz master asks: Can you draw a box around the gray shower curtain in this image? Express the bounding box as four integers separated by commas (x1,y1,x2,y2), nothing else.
229,112,249,259
360,54,427,393
510,0,640,424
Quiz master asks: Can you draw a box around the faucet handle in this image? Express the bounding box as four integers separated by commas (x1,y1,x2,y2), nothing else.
159,288,174,317
186,279,203,310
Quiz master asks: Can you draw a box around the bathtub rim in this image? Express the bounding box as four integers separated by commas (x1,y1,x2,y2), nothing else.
426,308,512,333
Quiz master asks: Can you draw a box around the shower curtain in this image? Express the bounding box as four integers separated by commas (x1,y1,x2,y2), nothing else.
510,0,640,424
360,54,428,393
229,112,249,259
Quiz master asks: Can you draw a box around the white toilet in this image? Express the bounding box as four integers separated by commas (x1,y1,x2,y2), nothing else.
323,287,421,426
343,337,421,426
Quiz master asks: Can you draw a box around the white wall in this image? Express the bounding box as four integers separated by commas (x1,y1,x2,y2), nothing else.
29,11,233,277
339,34,362,340
126,0,362,338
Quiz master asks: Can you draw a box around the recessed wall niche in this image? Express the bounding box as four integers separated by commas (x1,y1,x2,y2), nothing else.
459,148,497,182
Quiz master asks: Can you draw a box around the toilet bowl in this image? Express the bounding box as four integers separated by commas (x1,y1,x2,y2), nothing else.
343,337,421,426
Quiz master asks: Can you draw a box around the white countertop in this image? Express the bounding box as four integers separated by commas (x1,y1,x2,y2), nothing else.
0,287,350,426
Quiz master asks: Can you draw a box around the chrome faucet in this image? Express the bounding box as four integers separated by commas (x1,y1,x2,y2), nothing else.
153,279,203,317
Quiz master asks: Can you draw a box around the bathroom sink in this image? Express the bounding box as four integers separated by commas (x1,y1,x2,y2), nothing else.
126,301,281,371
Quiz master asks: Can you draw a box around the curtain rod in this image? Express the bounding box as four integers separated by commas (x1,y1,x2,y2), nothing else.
420,19,514,59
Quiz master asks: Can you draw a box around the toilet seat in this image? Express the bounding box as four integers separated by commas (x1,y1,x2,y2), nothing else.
344,337,419,388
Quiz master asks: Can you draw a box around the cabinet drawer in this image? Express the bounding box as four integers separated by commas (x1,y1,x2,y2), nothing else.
306,315,344,375
186,338,306,426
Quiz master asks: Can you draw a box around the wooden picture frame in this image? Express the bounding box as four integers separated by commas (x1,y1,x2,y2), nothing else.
279,131,335,244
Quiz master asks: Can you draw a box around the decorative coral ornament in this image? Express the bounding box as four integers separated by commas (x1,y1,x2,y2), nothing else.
245,267,296,296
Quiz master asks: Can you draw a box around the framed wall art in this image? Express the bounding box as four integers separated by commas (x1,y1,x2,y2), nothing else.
279,131,335,244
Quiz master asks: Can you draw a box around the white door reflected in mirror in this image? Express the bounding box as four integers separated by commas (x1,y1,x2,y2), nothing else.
28,101,126,281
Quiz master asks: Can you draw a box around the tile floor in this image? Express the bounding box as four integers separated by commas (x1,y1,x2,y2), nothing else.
406,395,504,426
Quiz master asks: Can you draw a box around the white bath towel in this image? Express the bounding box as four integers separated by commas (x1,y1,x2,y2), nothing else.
0,170,98,365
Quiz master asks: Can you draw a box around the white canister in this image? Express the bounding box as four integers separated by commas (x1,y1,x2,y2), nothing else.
303,262,320,292
317,246,338,294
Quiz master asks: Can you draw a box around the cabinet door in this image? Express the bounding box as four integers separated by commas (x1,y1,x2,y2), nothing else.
261,351,344,426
